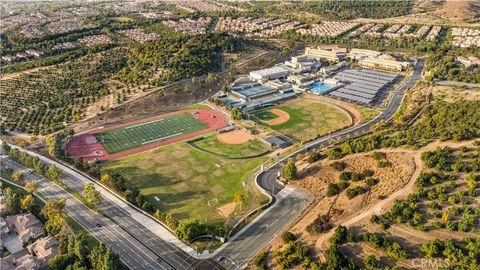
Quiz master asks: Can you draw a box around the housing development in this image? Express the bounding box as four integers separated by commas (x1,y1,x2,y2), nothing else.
0,1,479,270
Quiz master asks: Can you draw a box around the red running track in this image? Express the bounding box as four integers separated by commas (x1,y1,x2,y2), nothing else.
66,109,227,161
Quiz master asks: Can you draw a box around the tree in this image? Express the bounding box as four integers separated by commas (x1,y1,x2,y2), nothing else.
72,232,89,261
48,253,75,270
154,209,164,221
165,213,177,229
47,164,62,183
233,191,245,207
421,239,444,258
42,199,66,220
45,135,58,157
387,242,407,260
42,199,66,236
281,159,297,181
230,107,243,120
5,191,21,214
25,181,38,194
100,172,113,186
11,171,24,183
206,72,216,84
175,219,206,242
21,194,34,212
466,173,477,195
89,242,127,270
363,255,379,270
82,183,103,209
330,226,350,245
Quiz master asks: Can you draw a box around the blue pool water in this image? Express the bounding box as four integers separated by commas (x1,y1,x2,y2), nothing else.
309,82,335,95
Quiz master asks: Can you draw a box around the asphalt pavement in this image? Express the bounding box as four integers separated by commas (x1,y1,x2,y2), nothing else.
0,59,424,270
257,58,425,194
0,157,168,270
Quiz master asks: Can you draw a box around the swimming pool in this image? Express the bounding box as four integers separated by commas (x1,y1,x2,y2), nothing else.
309,82,336,95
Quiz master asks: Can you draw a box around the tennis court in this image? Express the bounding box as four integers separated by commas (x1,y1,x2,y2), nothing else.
95,113,209,154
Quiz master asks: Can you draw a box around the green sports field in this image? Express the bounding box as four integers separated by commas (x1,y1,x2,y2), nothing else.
252,110,278,121
95,113,208,154
102,141,268,225
251,98,352,142
192,135,271,158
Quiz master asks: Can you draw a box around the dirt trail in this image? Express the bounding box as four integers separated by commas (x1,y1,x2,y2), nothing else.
314,139,477,254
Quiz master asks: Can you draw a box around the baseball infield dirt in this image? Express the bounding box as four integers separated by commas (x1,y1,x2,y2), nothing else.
264,109,290,125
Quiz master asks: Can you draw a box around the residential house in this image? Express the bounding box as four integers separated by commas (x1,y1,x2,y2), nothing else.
27,236,59,268
6,214,44,243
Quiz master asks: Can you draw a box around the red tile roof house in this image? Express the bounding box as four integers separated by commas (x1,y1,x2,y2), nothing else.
27,235,59,267
5,213,45,243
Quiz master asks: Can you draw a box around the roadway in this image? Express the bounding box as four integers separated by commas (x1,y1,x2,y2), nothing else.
0,59,424,270
257,58,424,194
0,151,223,270
0,157,168,270
222,58,425,269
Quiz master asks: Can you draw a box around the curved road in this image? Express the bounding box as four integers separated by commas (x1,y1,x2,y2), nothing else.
216,58,424,269
257,58,424,194
0,59,423,270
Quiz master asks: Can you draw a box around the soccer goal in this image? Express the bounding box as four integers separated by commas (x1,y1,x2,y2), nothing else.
207,197,219,207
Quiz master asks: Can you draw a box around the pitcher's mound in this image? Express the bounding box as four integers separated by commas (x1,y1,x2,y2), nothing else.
264,109,290,125
217,129,254,144
217,202,237,217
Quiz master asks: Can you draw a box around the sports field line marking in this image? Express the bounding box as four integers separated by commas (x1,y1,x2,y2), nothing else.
125,118,165,130
141,132,183,145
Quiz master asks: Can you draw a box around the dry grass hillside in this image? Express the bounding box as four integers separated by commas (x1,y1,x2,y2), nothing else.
434,0,480,23
290,152,415,246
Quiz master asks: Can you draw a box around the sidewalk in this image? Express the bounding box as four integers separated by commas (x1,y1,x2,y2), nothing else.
3,142,200,257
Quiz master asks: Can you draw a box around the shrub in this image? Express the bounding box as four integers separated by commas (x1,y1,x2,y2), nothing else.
346,187,367,199
378,160,392,168
363,169,375,177
339,171,352,181
338,181,350,190
327,147,344,160
330,161,347,171
306,215,332,234
255,251,268,270
372,151,386,160
307,151,324,163
350,172,365,181
327,183,341,197
370,215,381,224
366,178,379,186
282,232,296,243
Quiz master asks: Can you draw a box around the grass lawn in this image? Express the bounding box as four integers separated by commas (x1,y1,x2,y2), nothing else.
102,141,268,225
192,135,270,158
355,105,380,123
253,98,351,142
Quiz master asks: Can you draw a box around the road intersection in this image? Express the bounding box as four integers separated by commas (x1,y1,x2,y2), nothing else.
0,58,424,270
